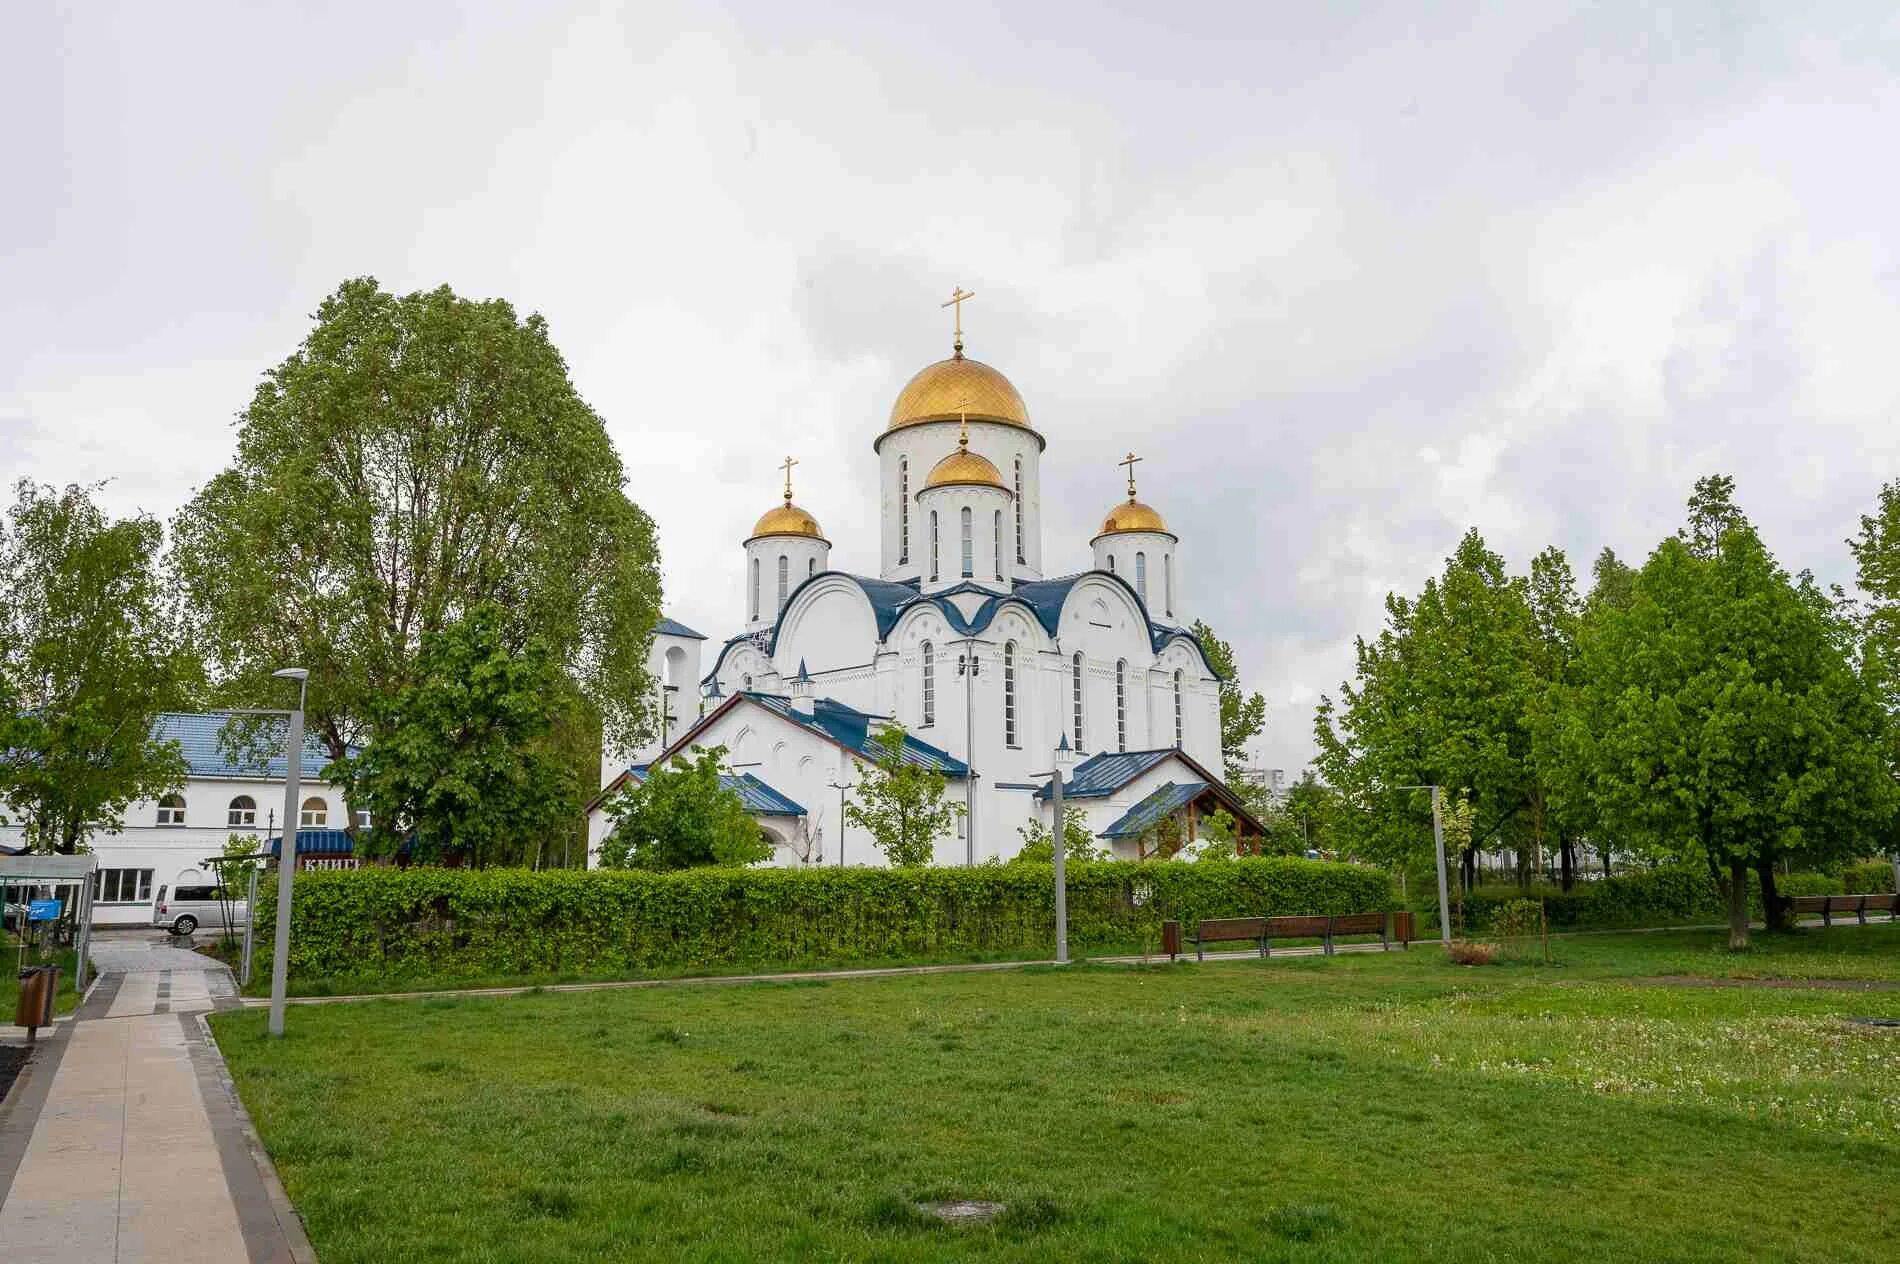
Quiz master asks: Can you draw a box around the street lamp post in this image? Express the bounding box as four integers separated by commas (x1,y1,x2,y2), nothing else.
958,645,981,865
1040,733,1077,965
1397,784,1452,944
827,772,853,868
267,667,308,1037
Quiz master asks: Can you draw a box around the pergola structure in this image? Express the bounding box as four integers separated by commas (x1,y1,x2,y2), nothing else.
1,852,99,991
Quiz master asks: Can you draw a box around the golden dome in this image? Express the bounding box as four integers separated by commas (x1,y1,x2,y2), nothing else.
748,501,826,542
1097,499,1171,537
885,354,1035,438
923,447,1008,493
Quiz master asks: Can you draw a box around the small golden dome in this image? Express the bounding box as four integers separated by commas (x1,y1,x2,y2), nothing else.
886,355,1034,437
923,447,1008,493
1098,499,1171,536
748,502,827,542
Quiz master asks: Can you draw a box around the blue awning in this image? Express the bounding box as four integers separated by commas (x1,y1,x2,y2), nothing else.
266,829,355,858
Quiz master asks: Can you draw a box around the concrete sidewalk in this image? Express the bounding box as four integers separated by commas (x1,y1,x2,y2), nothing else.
0,943,312,1263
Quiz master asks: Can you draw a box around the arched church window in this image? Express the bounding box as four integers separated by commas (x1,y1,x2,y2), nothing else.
1107,554,1115,573
777,555,789,610
993,510,1003,579
301,796,328,828
1014,457,1024,563
1173,669,1184,748
1115,660,1128,752
1003,641,1018,748
930,511,940,582
750,557,760,621
1136,552,1147,603
960,507,973,577
921,641,936,727
808,557,816,579
227,795,256,827
1072,653,1086,753
900,458,910,563
1164,553,1174,618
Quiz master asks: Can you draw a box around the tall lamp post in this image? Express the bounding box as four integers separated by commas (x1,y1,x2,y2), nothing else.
827,771,853,868
957,644,981,865
268,667,308,1037
1039,733,1077,964
1397,784,1450,944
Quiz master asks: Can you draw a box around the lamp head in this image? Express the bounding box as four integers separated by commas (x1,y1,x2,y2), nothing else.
271,668,309,682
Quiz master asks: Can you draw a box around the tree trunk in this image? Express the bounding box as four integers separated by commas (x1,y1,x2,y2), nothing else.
1755,854,1790,933
1558,837,1575,893
1724,857,1750,951
1602,843,1611,879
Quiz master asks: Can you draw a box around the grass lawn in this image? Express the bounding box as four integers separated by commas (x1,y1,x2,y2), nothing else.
0,944,81,1020
211,925,1900,1262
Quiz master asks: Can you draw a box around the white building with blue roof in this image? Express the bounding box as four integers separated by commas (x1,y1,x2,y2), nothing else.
592,312,1262,865
0,712,352,926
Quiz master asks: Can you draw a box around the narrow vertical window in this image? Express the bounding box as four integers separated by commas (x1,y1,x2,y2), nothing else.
960,506,973,577
1115,660,1128,752
777,555,789,610
1173,669,1184,748
808,557,817,578
1014,457,1025,563
993,510,1003,579
750,557,760,620
929,511,940,581
1107,554,1115,573
922,641,936,727
1003,641,1018,747
1072,653,1086,753
899,458,910,563
1164,553,1174,618
1135,551,1147,603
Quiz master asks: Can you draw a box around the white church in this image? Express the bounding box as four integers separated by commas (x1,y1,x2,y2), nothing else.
586,297,1264,866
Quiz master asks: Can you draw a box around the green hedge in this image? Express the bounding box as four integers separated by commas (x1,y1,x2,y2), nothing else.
1413,866,1846,934
255,858,1396,984
1843,861,1897,895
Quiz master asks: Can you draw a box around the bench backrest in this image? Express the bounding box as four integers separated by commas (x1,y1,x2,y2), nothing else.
1864,893,1898,912
1266,915,1332,939
1791,895,1831,913
1197,917,1267,941
1329,913,1386,935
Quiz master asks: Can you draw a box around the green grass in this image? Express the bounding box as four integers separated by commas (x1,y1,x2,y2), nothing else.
211,925,1900,1262
0,944,80,1019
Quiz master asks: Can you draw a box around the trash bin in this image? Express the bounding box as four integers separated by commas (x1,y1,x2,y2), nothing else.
14,964,60,1033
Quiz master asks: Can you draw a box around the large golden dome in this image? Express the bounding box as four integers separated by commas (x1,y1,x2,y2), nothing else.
748,501,827,543
1096,499,1171,537
923,445,1009,493
885,354,1035,438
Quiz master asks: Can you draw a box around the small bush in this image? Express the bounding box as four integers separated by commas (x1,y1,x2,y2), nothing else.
1445,940,1499,966
1415,866,1848,933
1842,862,1897,895
1489,899,1543,939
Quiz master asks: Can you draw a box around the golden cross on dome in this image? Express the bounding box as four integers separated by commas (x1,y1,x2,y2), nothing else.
957,396,972,449
941,286,975,357
1119,451,1143,500
779,454,798,504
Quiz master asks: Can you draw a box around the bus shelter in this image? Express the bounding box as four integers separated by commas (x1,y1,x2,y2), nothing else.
1,852,99,992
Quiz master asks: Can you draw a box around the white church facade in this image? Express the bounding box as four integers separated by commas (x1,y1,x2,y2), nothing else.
587,300,1262,866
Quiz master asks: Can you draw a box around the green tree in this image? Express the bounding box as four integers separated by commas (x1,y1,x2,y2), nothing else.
323,604,580,868
1191,620,1266,789
1577,477,1895,947
1014,806,1104,863
844,725,963,867
0,482,198,850
1191,807,1240,861
1847,479,1900,871
170,278,663,795
1273,770,1335,856
1525,546,1588,889
598,745,770,871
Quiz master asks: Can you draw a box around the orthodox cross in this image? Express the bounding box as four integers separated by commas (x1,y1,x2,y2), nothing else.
957,395,972,448
1119,451,1143,500
779,454,798,503
942,286,975,356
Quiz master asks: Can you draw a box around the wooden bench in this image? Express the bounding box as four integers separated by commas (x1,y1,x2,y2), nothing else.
1328,912,1392,952
1265,914,1334,956
1195,916,1268,960
1792,893,1900,926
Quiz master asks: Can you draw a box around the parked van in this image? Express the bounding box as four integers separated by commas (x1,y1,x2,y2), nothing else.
151,883,248,936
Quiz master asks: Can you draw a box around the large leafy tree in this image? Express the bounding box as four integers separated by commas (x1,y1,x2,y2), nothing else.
0,482,199,850
844,725,963,867
1846,479,1900,876
171,278,664,796
598,745,770,871
324,604,581,868
1191,620,1266,786
1577,477,1894,947
1524,546,1589,888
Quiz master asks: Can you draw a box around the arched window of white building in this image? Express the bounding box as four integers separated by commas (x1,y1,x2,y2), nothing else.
930,511,940,581
777,555,789,610
1107,554,1115,573
1003,640,1018,748
1173,669,1184,748
993,510,1003,579
301,796,328,828
899,457,910,563
1072,653,1086,753
808,556,817,578
1013,457,1025,563
1164,553,1174,618
921,641,936,727
750,557,760,621
1115,659,1128,752
156,794,186,826
1135,551,1147,603
227,795,256,828
960,506,973,577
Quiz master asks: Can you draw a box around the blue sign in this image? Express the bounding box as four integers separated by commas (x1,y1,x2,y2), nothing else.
27,899,60,922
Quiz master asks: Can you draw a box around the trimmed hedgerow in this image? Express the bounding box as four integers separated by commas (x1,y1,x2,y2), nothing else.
1842,861,1897,895
1416,866,1846,933
253,858,1394,984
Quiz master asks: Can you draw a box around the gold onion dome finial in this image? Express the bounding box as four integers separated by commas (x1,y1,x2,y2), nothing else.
1096,451,1171,536
748,454,828,542
922,406,1010,492
883,286,1039,442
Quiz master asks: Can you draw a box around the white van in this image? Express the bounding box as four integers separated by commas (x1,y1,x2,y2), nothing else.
151,883,248,936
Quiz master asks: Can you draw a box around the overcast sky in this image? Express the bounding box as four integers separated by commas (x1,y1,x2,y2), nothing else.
5,2,1899,774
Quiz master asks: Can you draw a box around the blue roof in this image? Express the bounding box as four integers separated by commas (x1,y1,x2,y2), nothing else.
157,712,339,780
1036,749,1177,800
745,693,968,776
626,767,806,816
655,616,707,641
1099,781,1209,839
266,829,355,858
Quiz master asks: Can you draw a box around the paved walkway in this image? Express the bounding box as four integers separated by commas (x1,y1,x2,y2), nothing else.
0,933,309,1263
